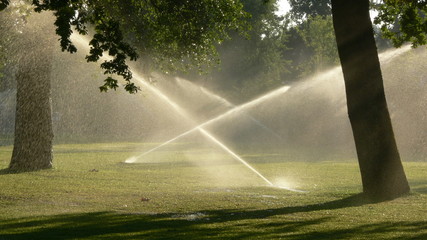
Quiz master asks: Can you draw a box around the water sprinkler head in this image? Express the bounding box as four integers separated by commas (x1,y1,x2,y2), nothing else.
267,179,307,192
271,185,308,193
124,156,138,164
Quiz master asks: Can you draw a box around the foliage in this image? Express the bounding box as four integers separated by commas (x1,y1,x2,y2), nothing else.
288,0,331,22
375,0,427,47
295,15,339,74
0,0,9,11
283,0,338,80
207,0,289,102
0,0,249,93
281,13,338,80
283,0,336,79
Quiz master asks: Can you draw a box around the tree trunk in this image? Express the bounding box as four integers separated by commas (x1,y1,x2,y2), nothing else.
9,12,54,171
331,0,410,200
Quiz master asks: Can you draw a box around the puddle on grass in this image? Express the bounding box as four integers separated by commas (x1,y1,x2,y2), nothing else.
171,212,209,221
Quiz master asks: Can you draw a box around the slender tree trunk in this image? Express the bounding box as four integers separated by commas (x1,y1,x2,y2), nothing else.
331,0,409,200
9,12,54,171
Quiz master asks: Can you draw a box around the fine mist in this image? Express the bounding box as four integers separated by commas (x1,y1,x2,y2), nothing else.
128,45,427,165
2,37,426,162
1,10,426,189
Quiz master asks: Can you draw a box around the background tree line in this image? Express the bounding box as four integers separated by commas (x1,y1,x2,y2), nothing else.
181,0,341,103
192,0,397,103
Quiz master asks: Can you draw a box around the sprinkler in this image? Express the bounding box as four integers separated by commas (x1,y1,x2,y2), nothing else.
270,185,308,193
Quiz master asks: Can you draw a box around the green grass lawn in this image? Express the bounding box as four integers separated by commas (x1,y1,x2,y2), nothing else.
0,143,426,239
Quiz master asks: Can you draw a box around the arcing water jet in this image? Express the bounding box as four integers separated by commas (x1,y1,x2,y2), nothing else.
125,85,291,163
126,73,294,188
175,77,283,139
70,33,411,192
69,34,286,189
126,45,412,191
124,84,299,190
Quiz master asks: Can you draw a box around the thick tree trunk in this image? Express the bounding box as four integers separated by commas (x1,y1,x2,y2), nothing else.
9,12,54,171
331,0,410,200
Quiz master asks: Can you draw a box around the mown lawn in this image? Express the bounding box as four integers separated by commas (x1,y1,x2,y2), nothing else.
0,143,426,239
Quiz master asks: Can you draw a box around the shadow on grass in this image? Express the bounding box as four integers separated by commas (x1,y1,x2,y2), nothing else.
413,186,427,194
0,168,43,175
0,165,58,175
410,181,427,194
0,194,426,240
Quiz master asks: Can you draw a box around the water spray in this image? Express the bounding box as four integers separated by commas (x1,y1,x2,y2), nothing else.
68,38,291,189
72,33,413,193
271,185,308,193
124,43,411,193
176,77,283,140
125,85,291,164
123,83,305,191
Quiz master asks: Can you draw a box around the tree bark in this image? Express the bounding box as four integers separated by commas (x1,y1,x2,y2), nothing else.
331,0,410,200
9,12,54,171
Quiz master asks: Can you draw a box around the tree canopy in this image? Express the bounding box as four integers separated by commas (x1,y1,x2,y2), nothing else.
1,0,249,93
204,0,289,102
288,0,331,22
375,0,427,48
